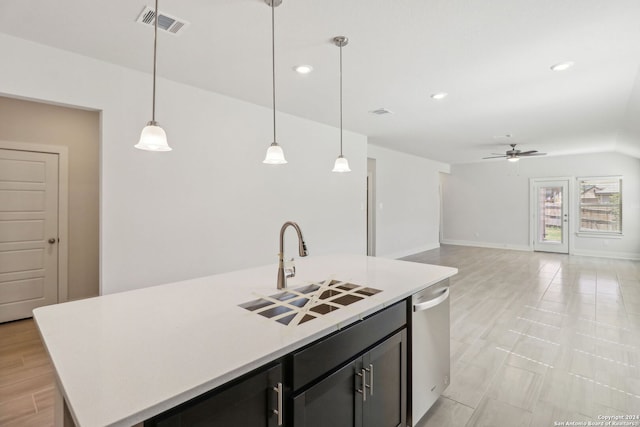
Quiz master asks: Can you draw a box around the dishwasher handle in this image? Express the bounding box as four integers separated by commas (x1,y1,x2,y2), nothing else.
413,288,449,312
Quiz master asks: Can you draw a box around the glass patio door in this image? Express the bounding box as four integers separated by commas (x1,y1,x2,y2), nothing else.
532,179,569,253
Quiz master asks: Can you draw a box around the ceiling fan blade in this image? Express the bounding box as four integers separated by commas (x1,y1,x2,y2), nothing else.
519,152,546,157
518,150,538,155
482,155,507,159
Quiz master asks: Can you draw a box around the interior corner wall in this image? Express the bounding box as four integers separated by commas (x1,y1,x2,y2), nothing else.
0,33,367,294
367,144,450,259
442,152,640,259
0,96,100,299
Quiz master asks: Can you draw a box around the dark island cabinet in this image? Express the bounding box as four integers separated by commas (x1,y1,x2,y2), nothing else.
293,358,360,426
363,331,406,427
145,363,283,427
144,301,408,427
292,330,406,427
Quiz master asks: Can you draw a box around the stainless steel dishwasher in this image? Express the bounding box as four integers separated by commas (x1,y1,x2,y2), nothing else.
410,279,450,426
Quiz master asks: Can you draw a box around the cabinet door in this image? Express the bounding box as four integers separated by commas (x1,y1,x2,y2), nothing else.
147,364,283,427
363,330,406,427
293,360,362,427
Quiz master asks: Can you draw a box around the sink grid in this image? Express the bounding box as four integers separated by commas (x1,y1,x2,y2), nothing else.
238,279,382,326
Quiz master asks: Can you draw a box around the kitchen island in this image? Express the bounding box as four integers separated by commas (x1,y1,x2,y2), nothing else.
33,254,457,427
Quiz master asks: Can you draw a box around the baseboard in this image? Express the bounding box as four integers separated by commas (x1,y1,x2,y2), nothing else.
440,239,532,252
571,249,640,261
378,243,441,260
391,237,640,261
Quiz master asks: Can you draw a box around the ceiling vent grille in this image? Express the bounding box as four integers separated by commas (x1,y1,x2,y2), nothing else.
369,108,394,115
136,6,189,35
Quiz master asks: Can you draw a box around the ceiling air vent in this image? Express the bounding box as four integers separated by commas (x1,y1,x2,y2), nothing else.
369,108,394,115
136,6,189,35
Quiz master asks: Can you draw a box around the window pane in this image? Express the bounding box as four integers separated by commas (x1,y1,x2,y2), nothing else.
538,186,563,243
579,178,621,233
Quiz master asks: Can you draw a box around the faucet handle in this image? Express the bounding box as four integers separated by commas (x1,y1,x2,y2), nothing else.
284,258,296,279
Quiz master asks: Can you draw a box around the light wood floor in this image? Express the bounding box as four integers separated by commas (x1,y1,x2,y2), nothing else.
0,318,55,426
407,245,640,427
1,245,638,427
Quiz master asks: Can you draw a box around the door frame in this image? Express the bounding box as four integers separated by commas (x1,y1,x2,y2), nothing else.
529,177,572,254
0,140,69,303
366,158,376,256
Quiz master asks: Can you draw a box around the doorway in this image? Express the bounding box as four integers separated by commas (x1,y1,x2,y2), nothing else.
531,178,570,253
367,158,376,256
0,95,99,321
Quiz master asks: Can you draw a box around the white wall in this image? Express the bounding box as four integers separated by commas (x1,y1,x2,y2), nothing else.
619,71,640,158
0,33,367,294
367,145,450,258
442,152,640,259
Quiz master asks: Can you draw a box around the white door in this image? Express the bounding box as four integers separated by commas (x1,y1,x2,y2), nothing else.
0,149,59,322
532,179,569,254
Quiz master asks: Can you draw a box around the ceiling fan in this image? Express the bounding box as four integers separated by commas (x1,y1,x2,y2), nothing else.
483,144,546,162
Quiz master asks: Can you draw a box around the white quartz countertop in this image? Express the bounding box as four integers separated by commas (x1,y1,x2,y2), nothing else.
33,254,457,427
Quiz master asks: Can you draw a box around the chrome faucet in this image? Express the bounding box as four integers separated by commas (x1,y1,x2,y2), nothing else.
277,221,309,289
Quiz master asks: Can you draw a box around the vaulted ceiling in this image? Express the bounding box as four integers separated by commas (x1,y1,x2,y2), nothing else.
1,0,640,163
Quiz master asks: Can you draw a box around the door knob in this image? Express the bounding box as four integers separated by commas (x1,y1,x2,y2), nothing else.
48,238,57,244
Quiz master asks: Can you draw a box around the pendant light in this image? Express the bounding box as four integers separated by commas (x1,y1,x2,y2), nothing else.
332,36,351,173
263,0,287,164
135,0,172,152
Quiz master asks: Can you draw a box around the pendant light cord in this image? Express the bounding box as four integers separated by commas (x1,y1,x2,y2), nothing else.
339,42,343,156
271,0,277,143
152,0,159,123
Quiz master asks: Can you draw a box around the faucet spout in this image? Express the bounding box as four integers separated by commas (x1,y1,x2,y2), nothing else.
277,221,309,289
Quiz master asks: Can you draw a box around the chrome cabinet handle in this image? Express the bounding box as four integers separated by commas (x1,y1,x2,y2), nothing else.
356,368,367,402
273,382,283,426
366,364,374,396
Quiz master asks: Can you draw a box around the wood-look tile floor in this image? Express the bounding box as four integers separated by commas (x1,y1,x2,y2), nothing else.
0,318,55,426
1,244,639,427
406,245,640,427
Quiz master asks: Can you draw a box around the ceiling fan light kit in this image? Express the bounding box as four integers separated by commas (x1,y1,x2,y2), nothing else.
483,143,547,161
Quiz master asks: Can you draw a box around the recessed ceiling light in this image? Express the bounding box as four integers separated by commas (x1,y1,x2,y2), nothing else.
430,92,448,100
550,61,574,72
294,65,313,74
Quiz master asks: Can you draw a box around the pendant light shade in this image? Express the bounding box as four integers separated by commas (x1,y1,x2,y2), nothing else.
332,36,350,173
263,0,287,164
136,0,171,152
332,155,351,172
264,142,287,164
135,121,171,151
